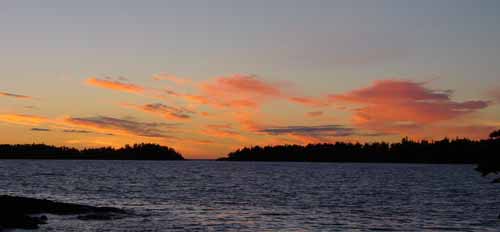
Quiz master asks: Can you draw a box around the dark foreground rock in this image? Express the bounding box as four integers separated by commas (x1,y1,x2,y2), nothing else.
0,195,129,230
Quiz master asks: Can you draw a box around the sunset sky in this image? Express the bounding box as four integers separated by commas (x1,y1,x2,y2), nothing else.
1,1,500,158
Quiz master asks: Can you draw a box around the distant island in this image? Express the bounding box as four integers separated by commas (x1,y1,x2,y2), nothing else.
0,143,184,160
218,130,500,166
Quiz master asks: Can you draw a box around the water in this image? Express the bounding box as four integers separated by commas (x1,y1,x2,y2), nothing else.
0,160,499,231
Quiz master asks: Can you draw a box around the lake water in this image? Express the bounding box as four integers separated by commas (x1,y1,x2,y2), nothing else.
0,160,499,231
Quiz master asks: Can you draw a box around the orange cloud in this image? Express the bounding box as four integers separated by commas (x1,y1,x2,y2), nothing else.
153,73,193,85
85,77,145,94
234,112,264,132
149,74,327,113
201,124,245,141
0,113,48,126
0,91,32,99
307,111,324,117
330,79,490,134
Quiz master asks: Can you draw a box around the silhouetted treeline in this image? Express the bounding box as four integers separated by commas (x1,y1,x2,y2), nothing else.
219,136,500,165
0,143,184,160
476,130,500,178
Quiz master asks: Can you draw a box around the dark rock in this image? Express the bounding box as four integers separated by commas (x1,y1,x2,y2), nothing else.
0,195,129,230
0,213,41,230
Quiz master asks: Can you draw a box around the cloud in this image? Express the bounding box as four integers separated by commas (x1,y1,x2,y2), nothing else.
259,125,358,137
329,80,490,133
194,74,323,109
201,124,243,140
307,111,324,117
153,73,193,85
202,74,281,96
62,116,175,138
31,128,51,132
124,103,194,120
288,97,328,107
85,77,145,94
258,124,386,144
62,129,92,134
196,74,281,109
0,91,31,99
487,87,500,103
0,113,48,126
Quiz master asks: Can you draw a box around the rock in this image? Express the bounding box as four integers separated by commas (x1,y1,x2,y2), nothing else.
0,213,41,230
0,195,129,230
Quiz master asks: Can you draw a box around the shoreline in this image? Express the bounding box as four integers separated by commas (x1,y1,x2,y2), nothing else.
0,195,130,230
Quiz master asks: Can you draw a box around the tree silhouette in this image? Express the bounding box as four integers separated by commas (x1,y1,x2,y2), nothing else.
476,130,500,179
490,130,500,140
0,143,184,160
219,131,500,168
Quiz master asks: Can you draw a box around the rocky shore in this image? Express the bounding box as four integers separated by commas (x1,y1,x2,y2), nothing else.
0,195,129,230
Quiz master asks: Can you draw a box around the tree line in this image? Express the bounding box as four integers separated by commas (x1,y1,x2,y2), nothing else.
0,143,184,160
219,130,500,167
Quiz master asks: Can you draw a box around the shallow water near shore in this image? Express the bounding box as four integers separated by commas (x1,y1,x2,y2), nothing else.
0,160,499,231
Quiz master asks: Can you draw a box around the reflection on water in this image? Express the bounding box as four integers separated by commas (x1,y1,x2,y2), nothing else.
0,160,499,231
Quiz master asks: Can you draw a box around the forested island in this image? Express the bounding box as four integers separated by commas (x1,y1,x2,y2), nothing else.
0,143,184,160
218,130,500,166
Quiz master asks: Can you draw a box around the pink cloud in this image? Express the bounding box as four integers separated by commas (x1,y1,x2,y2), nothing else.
194,74,281,109
202,74,282,96
330,79,490,133
288,97,328,107
186,74,326,110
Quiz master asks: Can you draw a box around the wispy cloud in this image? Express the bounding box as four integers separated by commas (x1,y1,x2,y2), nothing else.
31,128,51,132
258,124,385,145
288,97,328,107
123,103,194,120
197,74,281,109
63,116,176,138
85,77,145,94
0,113,48,126
260,125,358,137
189,74,324,109
0,91,31,99
200,124,246,141
62,129,93,134
152,73,193,85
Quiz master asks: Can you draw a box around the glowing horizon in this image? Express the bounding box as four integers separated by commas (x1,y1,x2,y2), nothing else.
1,1,500,158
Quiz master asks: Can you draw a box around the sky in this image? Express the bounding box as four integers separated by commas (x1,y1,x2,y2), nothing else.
1,0,500,158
